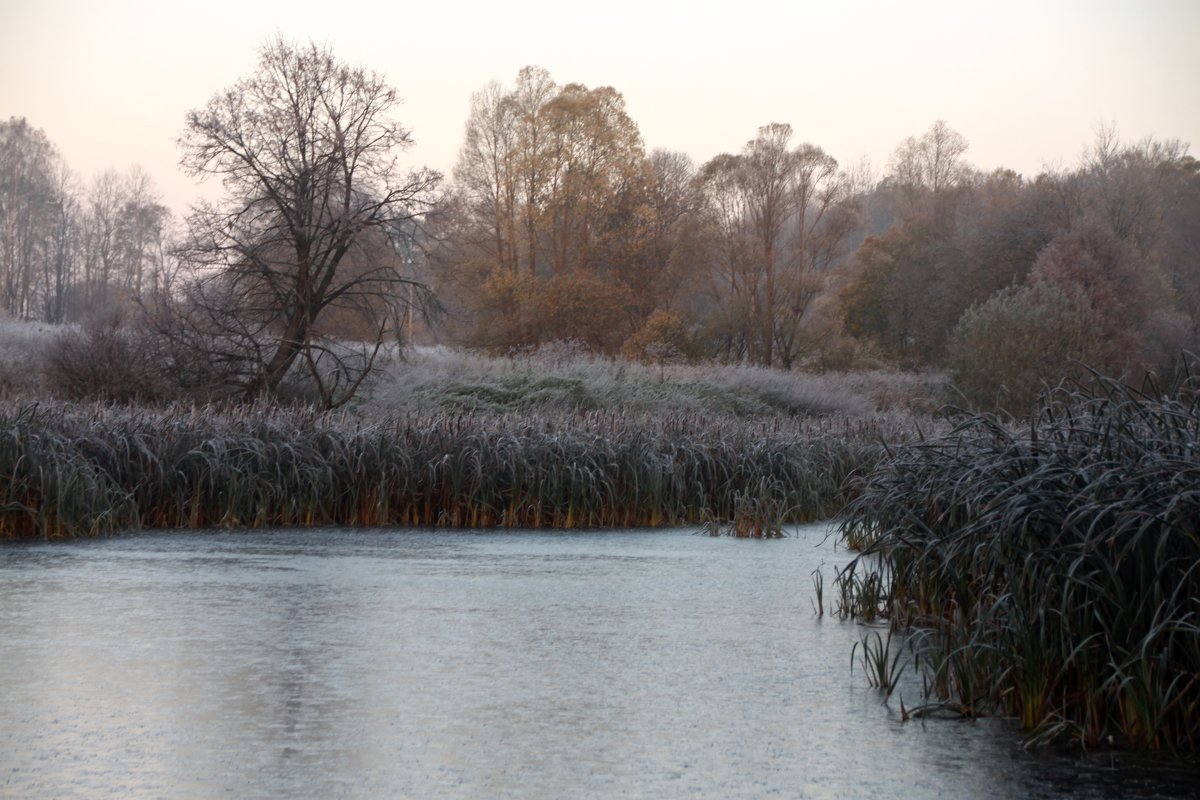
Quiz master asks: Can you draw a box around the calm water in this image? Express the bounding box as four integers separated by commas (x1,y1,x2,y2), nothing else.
2,523,1197,799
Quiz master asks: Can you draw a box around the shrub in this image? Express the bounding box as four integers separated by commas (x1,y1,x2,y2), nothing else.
0,316,55,399
622,310,701,364
947,284,1104,415
44,312,174,403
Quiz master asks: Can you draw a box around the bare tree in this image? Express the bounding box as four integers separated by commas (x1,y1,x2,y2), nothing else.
81,170,121,309
114,166,168,300
1,117,58,319
889,119,970,222
1082,124,1187,250
511,66,557,276
697,125,861,367
42,162,80,323
173,37,440,406
455,81,520,275
774,143,858,368
696,151,759,362
741,123,797,366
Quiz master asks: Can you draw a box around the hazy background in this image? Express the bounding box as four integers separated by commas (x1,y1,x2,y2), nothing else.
2,0,1198,213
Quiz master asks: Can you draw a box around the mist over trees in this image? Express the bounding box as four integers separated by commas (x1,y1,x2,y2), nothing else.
1,119,170,324
840,125,1196,410
432,72,1196,412
3,40,440,408
2,49,1197,412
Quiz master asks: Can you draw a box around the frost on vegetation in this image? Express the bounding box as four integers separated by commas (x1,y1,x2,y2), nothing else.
0,316,946,422
360,344,943,420
0,397,911,538
0,316,61,398
837,374,1200,751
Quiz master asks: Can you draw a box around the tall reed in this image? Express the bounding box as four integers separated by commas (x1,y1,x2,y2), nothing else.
0,402,905,540
837,375,1200,751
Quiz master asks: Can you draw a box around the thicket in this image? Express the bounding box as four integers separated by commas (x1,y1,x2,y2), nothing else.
836,375,1200,751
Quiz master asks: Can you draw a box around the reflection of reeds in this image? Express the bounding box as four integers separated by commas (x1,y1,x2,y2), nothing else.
837,375,1200,751
0,403,902,540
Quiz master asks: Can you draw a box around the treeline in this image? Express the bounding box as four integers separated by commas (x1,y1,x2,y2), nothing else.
430,68,1199,412
4,61,1198,413
0,119,171,324
430,67,867,368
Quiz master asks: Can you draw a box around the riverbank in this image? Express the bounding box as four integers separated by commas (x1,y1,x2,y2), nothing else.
836,375,1200,752
2,339,945,539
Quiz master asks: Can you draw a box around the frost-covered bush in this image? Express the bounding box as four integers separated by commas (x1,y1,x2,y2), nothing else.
0,316,58,399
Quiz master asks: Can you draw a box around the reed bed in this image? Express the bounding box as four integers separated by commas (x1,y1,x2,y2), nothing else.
0,402,911,540
836,376,1200,752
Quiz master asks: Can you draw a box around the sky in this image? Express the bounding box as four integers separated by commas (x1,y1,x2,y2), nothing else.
2,0,1198,215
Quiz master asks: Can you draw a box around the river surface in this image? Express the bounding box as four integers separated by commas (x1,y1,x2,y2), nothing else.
2,523,1197,799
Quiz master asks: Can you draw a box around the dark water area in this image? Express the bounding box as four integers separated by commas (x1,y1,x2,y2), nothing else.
2,524,1197,798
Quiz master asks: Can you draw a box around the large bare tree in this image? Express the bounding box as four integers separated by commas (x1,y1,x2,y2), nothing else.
174,37,439,405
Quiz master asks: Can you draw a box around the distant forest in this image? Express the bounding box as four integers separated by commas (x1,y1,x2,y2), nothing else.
3,60,1198,412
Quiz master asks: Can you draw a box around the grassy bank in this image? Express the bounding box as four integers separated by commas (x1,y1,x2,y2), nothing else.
836,377,1200,751
0,402,918,539
0,325,944,538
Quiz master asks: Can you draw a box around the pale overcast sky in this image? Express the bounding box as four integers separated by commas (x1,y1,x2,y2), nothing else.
2,0,1197,213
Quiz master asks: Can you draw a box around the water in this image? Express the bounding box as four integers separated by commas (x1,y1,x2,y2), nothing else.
2,524,1196,799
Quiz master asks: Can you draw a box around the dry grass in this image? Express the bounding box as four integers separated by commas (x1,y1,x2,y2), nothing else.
361,344,947,419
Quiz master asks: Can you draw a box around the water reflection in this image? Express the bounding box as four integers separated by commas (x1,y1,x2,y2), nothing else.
2,526,1196,798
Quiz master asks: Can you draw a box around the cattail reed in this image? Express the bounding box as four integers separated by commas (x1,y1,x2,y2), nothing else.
836,375,1200,752
0,402,904,540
